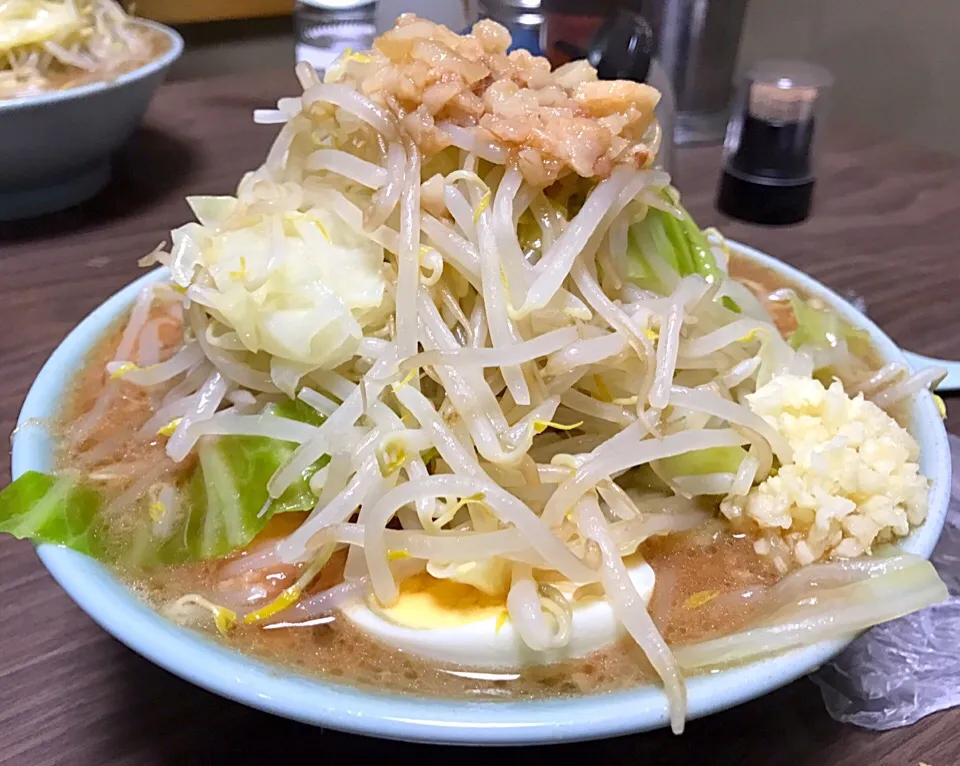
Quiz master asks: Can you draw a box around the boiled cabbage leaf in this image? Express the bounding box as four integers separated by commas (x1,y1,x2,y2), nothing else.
627,193,722,286
171,198,389,372
787,291,871,355
0,399,327,569
659,446,747,477
0,471,103,556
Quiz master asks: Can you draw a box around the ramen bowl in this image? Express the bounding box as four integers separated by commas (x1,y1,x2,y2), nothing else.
0,20,183,221
11,240,950,745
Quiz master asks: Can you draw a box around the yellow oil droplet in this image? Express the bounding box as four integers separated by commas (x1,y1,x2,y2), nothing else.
684,590,720,609
148,501,166,523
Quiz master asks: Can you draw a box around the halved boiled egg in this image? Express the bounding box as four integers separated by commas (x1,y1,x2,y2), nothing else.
340,555,655,668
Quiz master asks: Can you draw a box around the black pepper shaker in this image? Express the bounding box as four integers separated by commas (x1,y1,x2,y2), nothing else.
716,60,834,226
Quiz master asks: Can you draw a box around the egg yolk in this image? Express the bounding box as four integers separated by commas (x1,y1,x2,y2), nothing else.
371,572,507,630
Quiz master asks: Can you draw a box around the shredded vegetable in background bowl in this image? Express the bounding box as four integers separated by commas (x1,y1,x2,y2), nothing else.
0,0,160,99
0,1,181,220
0,14,952,742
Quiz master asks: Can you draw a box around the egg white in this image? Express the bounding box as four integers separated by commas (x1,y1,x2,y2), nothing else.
340,560,655,669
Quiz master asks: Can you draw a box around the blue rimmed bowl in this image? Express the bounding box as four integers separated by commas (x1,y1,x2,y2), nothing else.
11,241,950,745
0,19,183,221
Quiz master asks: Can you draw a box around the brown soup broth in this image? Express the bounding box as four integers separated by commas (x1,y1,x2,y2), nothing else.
54,255,886,699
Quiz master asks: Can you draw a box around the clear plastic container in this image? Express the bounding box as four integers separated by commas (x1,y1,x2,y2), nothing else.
294,0,377,75
717,60,834,225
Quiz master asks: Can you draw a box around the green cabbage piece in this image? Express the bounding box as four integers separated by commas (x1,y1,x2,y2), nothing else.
0,471,104,556
0,399,328,569
629,446,747,492
659,446,747,477
787,292,871,356
675,555,948,671
627,192,723,286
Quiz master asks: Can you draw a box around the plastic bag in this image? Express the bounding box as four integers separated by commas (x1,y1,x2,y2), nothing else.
809,435,960,730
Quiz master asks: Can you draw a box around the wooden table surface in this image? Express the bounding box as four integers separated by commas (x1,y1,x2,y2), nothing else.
1,70,958,766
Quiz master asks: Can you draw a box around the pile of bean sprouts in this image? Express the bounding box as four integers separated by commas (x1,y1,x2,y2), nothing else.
89,46,946,733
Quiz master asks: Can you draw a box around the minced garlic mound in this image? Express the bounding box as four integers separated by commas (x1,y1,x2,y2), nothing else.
326,14,660,186
722,375,929,569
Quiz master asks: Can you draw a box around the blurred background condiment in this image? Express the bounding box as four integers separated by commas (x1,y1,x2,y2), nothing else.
294,0,377,73
717,60,833,225
646,0,749,145
141,2,960,160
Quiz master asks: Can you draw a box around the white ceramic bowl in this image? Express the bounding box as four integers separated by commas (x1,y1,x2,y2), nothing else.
11,241,950,745
0,20,183,221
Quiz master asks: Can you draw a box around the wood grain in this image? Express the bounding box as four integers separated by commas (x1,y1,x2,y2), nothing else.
134,0,292,24
1,70,958,765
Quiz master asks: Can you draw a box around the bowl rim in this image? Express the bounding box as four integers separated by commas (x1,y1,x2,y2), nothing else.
0,19,184,113
11,240,951,746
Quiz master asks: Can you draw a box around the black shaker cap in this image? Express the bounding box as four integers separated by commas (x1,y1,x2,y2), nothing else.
546,7,654,84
